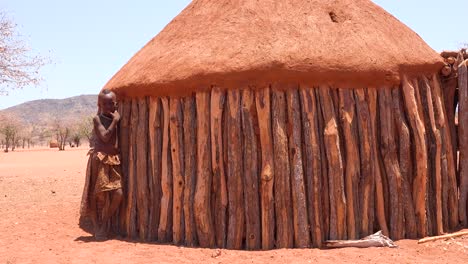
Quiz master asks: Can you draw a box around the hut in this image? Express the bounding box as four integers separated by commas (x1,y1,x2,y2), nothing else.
104,0,462,249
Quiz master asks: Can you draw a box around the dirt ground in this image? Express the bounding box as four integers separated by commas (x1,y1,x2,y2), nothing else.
0,148,467,264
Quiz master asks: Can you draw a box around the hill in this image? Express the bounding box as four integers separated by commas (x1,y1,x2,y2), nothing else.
0,94,97,127
0,95,97,146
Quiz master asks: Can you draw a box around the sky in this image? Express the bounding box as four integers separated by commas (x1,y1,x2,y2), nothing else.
0,0,467,110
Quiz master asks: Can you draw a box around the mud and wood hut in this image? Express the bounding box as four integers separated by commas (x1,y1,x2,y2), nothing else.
103,0,463,249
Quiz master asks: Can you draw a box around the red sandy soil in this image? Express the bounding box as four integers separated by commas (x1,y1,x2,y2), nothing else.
0,148,467,264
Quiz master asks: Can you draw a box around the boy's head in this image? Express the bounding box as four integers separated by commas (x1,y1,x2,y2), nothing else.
98,89,117,115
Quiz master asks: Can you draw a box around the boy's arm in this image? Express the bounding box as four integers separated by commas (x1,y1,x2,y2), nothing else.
93,112,120,143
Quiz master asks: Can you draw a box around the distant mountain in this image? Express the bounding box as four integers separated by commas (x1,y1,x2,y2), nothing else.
0,94,97,132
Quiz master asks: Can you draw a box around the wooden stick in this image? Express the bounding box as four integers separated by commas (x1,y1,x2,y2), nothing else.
271,88,294,248
241,88,261,250
367,89,390,237
391,88,417,238
226,89,245,249
338,89,360,240
378,89,404,240
318,86,347,240
459,60,468,227
148,97,162,241
255,87,275,250
325,231,397,248
286,88,311,248
194,92,216,247
418,231,468,244
170,98,185,244
300,87,323,248
158,97,173,242
354,89,375,237
210,88,227,248
183,96,198,246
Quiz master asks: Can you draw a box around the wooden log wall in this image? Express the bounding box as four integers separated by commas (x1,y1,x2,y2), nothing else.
116,73,463,249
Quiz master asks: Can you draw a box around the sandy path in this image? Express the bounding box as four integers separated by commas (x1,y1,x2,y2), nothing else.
0,148,467,264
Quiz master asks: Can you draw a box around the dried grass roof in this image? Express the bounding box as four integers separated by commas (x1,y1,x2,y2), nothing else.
105,0,443,97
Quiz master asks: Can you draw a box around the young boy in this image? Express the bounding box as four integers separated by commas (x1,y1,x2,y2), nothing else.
80,89,123,240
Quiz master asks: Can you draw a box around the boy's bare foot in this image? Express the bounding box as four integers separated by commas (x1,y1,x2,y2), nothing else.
95,225,108,241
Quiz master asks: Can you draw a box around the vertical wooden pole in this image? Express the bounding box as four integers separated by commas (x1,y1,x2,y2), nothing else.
402,76,428,237
318,86,347,240
183,96,198,246
422,76,444,235
148,97,162,241
126,99,138,238
271,88,294,248
135,98,149,240
118,100,131,235
210,88,227,248
315,89,330,241
391,89,417,238
226,89,244,249
158,97,173,242
256,87,275,249
170,98,185,244
338,89,359,240
286,88,310,248
378,89,404,240
354,89,375,237
418,78,437,236
431,74,459,230
459,60,468,226
300,87,323,247
195,92,216,247
367,89,390,237
241,88,261,250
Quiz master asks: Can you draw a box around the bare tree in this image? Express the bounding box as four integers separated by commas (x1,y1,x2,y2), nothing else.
0,11,49,95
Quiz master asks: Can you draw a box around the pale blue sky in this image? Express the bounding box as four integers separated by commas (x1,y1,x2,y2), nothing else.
0,0,467,110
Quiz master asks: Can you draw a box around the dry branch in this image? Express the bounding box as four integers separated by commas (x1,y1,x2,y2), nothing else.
417,231,468,244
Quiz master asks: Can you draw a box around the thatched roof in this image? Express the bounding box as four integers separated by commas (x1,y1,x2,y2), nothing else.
105,0,444,97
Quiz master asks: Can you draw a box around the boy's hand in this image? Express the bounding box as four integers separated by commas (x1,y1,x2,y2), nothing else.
111,111,121,121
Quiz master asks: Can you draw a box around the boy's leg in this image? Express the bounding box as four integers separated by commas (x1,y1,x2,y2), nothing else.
101,188,123,224
95,192,108,240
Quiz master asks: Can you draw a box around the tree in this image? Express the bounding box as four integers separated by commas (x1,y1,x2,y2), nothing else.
0,11,49,95
0,113,21,152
